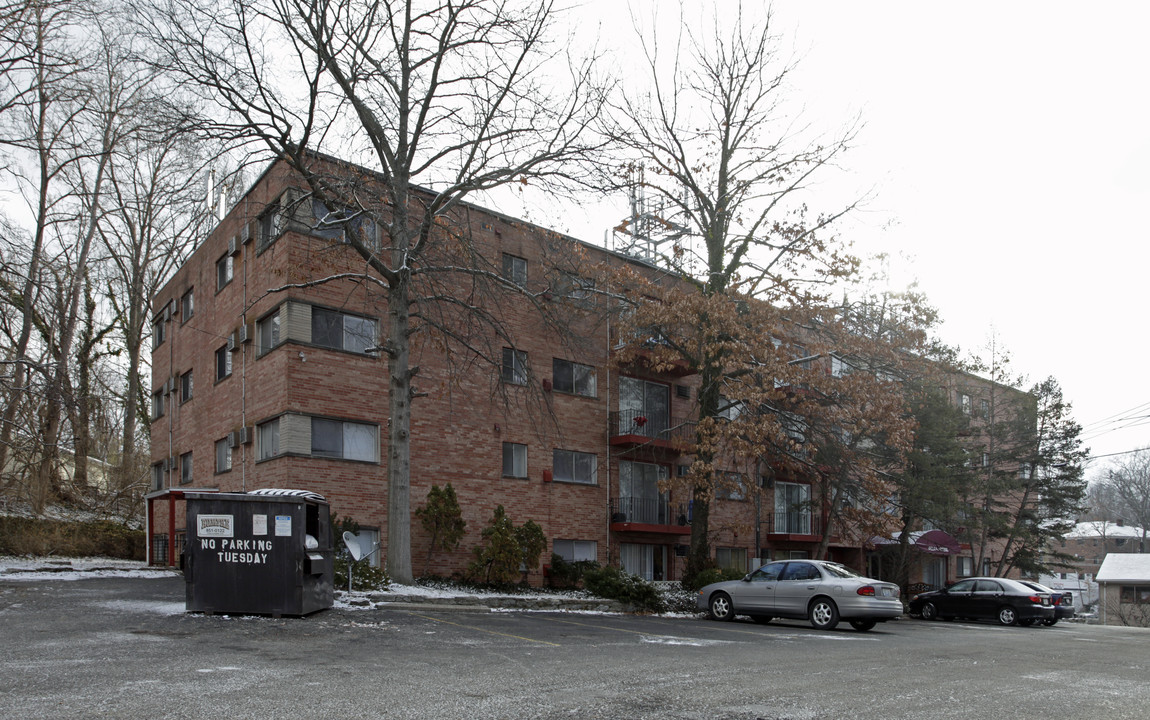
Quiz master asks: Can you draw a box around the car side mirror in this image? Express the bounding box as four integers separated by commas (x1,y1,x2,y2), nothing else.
742,575,751,582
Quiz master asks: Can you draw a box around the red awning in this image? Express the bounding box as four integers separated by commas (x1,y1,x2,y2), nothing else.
870,529,962,556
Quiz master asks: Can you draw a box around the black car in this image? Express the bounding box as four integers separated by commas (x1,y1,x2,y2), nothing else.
1020,581,1075,625
908,577,1055,626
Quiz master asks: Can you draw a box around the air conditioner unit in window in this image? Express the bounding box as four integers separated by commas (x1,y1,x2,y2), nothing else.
169,298,178,316
227,236,238,257
241,221,252,244
228,431,239,449
164,377,176,395
166,457,178,471
239,426,253,445
238,323,252,344
162,304,172,322
226,332,237,352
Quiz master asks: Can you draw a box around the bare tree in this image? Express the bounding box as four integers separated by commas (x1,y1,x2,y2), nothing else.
1096,449,1150,553
606,5,864,579
137,0,608,582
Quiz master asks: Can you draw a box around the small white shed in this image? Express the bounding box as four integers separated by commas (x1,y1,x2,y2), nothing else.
1096,554,1150,627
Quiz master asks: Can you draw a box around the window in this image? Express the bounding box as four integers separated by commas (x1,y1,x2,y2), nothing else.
981,452,989,468
716,396,743,421
258,418,280,460
258,204,282,250
553,539,597,563
553,449,597,485
831,355,848,378
179,371,193,403
552,358,595,397
982,558,991,576
959,393,972,415
780,561,821,581
618,461,669,524
502,253,527,287
215,345,232,381
1119,585,1150,604
151,389,165,420
716,547,747,573
179,451,192,485
957,556,974,577
181,289,194,322
775,482,811,534
1019,463,1033,479
311,199,377,248
152,317,165,349
502,442,527,478
980,399,990,419
217,255,233,291
619,376,669,437
311,418,377,462
151,462,165,492
502,348,527,385
215,438,232,473
258,308,281,354
554,271,594,300
717,472,746,500
311,307,376,354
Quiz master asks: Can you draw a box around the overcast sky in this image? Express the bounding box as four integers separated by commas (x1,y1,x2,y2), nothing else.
544,1,1150,471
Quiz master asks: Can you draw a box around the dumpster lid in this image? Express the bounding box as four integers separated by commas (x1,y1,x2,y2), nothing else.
247,488,327,502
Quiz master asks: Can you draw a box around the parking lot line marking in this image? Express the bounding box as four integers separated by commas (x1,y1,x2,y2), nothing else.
533,615,744,642
405,612,561,646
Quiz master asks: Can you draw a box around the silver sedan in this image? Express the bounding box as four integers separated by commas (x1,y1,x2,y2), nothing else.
696,559,903,631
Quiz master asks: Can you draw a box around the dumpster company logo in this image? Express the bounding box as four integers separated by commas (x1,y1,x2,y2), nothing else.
197,515,235,538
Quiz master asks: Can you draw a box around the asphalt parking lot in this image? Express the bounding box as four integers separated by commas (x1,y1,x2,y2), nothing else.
2,574,1149,719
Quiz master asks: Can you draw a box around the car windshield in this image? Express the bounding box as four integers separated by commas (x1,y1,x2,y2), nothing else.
820,562,861,579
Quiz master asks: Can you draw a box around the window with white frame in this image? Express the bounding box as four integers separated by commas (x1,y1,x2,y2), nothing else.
180,451,192,485
311,307,376,354
552,358,595,397
553,539,597,563
502,442,527,478
552,449,596,485
257,418,280,460
959,393,972,415
502,253,527,287
310,417,377,462
217,254,233,291
215,438,232,473
257,308,281,354
1018,463,1033,479
980,399,990,419
831,355,849,377
502,348,527,385
215,345,232,381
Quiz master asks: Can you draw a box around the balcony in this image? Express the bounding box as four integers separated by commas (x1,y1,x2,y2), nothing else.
762,511,823,541
610,498,692,535
608,409,695,452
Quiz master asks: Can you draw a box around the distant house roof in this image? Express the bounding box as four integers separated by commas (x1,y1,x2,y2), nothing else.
1096,554,1150,583
1066,521,1147,539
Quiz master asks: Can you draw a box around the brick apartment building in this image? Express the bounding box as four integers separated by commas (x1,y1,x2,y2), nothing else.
146,157,1022,587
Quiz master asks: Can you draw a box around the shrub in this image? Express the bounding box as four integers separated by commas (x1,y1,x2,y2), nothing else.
0,516,145,559
415,483,466,576
682,566,745,592
468,505,546,585
582,565,665,613
333,556,390,592
547,553,599,589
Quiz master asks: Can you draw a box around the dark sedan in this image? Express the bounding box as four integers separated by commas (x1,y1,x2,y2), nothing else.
909,577,1055,626
1020,581,1075,625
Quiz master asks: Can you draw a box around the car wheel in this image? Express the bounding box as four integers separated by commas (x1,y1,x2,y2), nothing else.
920,602,938,621
1043,618,1058,627
708,592,734,622
750,615,773,625
997,606,1017,626
849,619,876,632
1018,618,1035,627
809,598,840,631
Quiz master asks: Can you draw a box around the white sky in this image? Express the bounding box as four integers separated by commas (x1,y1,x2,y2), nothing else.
545,1,1150,471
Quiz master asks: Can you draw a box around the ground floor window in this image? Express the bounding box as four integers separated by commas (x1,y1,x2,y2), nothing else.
716,547,747,573
923,557,946,588
553,539,597,563
956,556,973,577
620,543,666,581
1120,585,1150,604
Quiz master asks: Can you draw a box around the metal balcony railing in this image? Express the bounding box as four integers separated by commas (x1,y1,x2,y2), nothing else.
610,497,692,527
763,511,821,536
608,409,695,446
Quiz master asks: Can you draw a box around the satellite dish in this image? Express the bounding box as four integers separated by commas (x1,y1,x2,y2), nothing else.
343,531,378,562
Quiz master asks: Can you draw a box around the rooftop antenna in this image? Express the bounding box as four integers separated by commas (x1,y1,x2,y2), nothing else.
610,164,692,271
